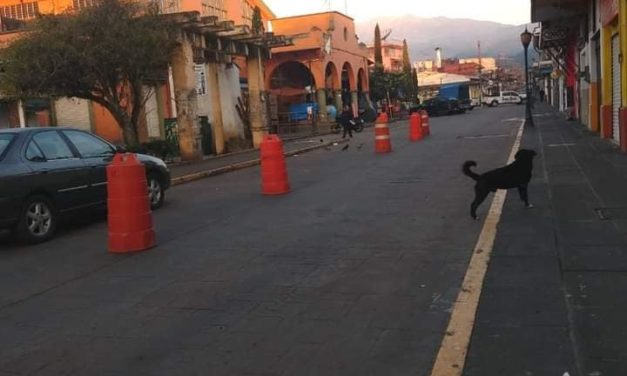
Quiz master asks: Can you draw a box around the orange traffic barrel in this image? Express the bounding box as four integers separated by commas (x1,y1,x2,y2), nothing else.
107,153,155,253
409,112,423,142
260,134,290,195
420,110,431,136
375,114,392,154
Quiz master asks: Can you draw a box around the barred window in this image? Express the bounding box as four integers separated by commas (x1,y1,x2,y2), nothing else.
73,0,96,10
202,0,226,19
0,2,39,20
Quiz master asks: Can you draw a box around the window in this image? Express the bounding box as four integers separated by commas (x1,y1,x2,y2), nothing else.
73,0,96,10
0,133,15,160
63,130,113,158
32,132,74,160
344,27,348,41
0,1,39,20
25,141,45,161
202,0,226,19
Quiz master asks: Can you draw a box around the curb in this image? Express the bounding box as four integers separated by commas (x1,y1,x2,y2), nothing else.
171,138,349,187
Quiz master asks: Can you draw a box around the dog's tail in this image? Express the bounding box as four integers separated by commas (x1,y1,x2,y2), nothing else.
463,161,480,181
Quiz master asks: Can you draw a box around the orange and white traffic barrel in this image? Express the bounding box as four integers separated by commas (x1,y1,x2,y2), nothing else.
375,114,392,154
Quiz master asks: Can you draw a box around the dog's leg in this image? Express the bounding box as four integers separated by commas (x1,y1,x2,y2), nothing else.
471,185,490,220
518,184,533,208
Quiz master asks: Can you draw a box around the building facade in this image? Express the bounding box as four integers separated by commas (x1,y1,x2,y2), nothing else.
531,0,627,150
265,11,372,129
0,0,288,160
367,40,404,73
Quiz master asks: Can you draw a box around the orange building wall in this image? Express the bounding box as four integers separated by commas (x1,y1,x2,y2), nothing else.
269,12,369,92
92,102,123,144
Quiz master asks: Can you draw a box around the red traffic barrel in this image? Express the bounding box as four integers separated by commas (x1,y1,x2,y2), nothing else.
107,153,155,253
260,134,290,195
409,112,423,142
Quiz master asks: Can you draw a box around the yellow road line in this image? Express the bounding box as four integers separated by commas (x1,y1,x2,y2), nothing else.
429,120,526,376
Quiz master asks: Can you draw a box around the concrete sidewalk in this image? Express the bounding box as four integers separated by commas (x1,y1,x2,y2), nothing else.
465,103,627,375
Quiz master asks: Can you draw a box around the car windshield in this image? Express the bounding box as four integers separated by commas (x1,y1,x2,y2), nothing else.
0,133,15,160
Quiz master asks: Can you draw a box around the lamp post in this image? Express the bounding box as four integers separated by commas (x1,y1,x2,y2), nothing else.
520,28,534,127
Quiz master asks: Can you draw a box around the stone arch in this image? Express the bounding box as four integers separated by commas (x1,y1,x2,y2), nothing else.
325,62,340,90
357,68,368,92
341,62,356,91
268,61,316,91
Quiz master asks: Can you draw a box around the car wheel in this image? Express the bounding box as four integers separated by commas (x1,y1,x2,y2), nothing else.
16,195,57,244
491,100,499,107
147,174,165,209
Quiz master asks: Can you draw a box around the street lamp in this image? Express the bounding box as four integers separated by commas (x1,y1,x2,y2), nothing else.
520,28,534,127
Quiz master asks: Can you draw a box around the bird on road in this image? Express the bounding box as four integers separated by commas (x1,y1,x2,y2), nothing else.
320,139,324,143
356,143,364,150
341,144,349,151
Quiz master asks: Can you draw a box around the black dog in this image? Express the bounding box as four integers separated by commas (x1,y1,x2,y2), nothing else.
463,149,537,219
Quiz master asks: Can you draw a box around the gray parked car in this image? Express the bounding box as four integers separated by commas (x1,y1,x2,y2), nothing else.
0,127,171,243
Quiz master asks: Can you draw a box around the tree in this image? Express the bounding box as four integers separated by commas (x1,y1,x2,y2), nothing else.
374,23,383,73
251,6,264,35
411,68,419,103
402,39,412,75
0,0,178,147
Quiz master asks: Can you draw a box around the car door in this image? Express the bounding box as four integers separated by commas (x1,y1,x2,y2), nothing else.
61,130,116,205
26,130,90,212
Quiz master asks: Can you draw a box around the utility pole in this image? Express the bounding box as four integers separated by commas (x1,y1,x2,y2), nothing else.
478,40,483,107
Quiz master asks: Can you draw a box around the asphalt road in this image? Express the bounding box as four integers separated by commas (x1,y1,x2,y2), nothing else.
0,105,525,375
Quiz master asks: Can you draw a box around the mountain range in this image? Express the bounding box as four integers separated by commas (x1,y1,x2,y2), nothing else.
355,15,533,65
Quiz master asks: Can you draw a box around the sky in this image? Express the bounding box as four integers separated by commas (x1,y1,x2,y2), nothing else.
264,0,531,25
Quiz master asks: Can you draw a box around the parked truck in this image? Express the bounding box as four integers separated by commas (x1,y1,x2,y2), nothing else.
439,83,476,111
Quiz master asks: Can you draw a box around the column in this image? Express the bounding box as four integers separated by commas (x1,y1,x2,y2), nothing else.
316,89,328,123
171,36,202,161
350,91,359,117
206,62,226,154
248,49,269,148
335,90,343,112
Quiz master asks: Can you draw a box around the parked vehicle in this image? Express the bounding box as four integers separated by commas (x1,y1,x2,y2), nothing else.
331,115,366,134
413,96,465,116
483,91,523,106
439,83,476,111
0,127,171,243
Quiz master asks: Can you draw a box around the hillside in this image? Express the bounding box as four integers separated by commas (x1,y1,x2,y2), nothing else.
355,15,532,63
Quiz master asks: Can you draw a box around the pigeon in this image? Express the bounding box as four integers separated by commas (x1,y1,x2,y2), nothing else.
320,139,324,143
356,143,364,150
341,144,349,151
